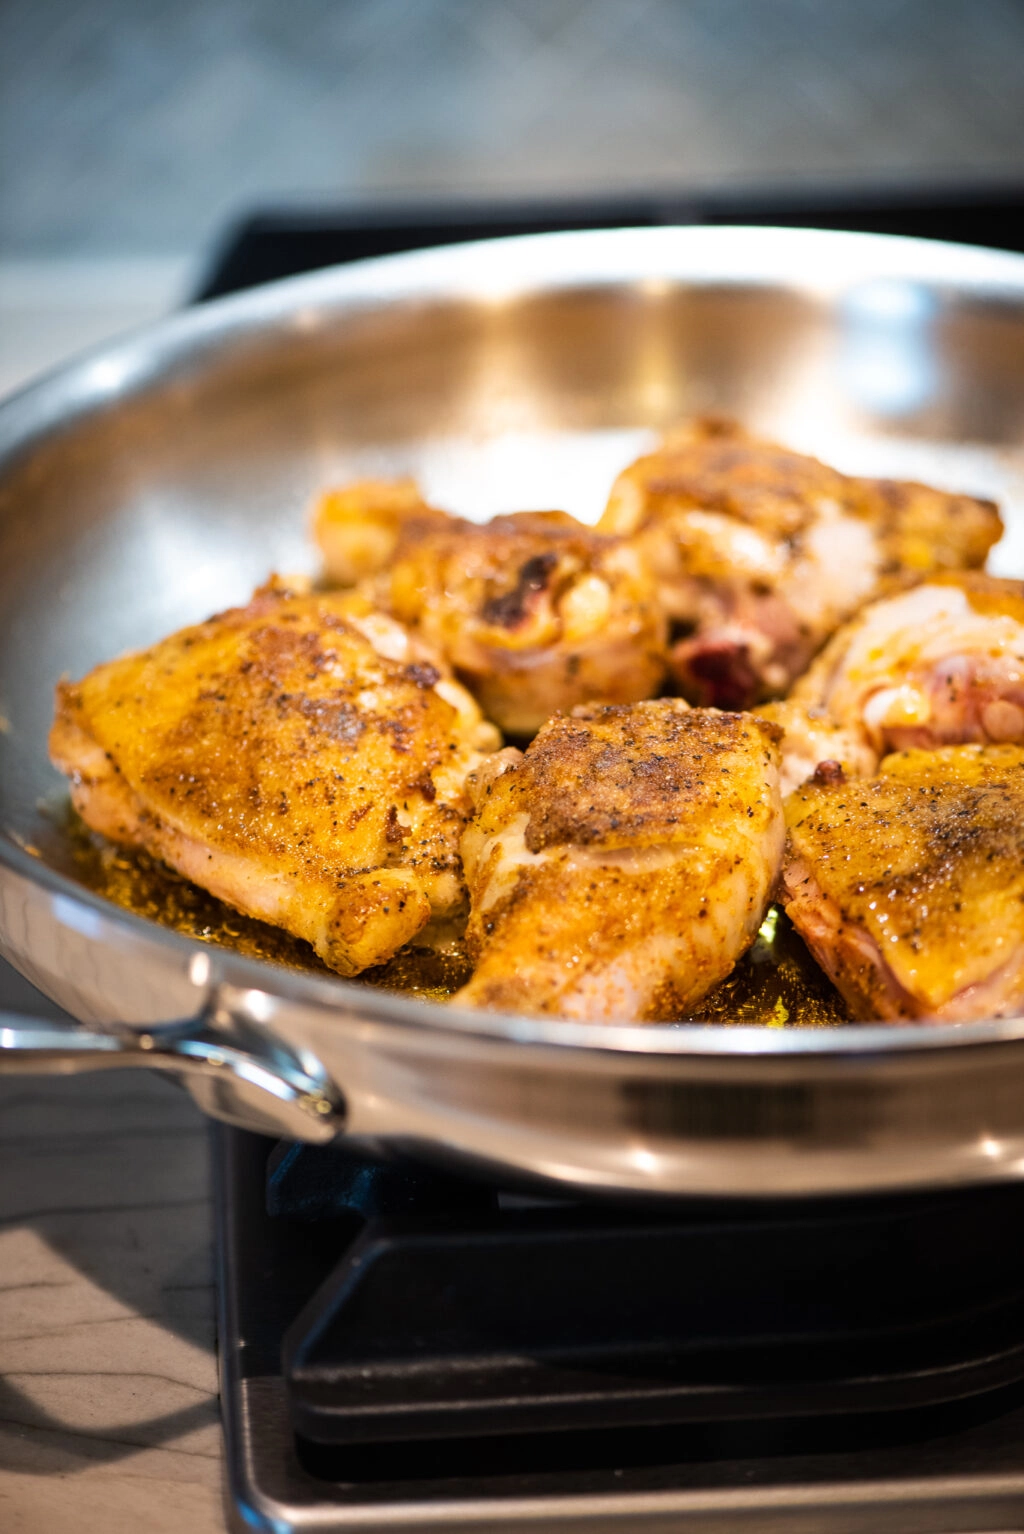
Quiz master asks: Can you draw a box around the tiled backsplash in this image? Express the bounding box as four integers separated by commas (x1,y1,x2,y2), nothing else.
2,0,1022,261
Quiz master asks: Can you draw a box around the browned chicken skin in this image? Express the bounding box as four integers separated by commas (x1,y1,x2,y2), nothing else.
323,504,669,736
765,572,1024,793
313,478,449,587
783,746,1024,1023
54,433,1014,1024
453,701,783,1021
50,579,498,976
600,417,1002,710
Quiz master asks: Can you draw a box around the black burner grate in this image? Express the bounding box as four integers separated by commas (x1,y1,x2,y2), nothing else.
216,1126,1024,1532
276,1140,1024,1446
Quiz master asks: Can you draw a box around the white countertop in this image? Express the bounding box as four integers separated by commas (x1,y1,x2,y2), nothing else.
0,258,190,401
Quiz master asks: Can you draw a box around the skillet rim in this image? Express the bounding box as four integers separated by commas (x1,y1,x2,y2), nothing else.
4,221,1024,1062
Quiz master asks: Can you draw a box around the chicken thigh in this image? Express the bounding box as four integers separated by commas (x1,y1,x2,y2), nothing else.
51,579,498,975
453,701,783,1021
600,417,1001,709
782,745,1024,1023
766,573,1024,793
376,509,668,736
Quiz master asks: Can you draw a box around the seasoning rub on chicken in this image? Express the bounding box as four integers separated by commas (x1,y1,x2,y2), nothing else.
600,416,1001,710
453,701,784,1021
50,578,499,976
315,492,669,736
782,746,1024,1023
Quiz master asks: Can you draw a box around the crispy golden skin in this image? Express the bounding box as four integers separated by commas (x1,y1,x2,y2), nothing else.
378,509,669,736
313,478,450,586
453,702,783,1021
50,579,499,976
600,416,1001,709
782,745,1024,1023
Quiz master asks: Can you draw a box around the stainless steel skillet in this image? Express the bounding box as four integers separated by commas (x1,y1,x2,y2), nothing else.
3,225,1024,1198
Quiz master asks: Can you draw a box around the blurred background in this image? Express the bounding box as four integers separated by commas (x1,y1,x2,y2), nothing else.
2,0,1023,396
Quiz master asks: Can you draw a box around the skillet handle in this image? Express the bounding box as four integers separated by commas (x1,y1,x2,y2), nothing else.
0,1012,344,1143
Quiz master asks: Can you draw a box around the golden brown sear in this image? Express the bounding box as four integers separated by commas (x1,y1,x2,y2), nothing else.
313,477,451,587
378,509,668,736
600,416,1001,710
453,701,784,1021
782,745,1024,1023
56,424,1013,1027
50,578,499,976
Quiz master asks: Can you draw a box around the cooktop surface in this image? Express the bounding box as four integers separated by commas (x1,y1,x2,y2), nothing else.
218,1127,1024,1534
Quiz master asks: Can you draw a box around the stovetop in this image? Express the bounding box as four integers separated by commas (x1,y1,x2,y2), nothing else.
217,1128,1024,1533
194,183,1024,302
209,188,1024,1533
